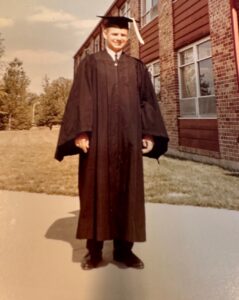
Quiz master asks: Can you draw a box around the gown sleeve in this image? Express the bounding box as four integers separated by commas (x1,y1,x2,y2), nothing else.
55,55,93,161
138,61,169,159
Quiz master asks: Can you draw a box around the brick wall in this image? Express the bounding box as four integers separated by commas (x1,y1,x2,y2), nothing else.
158,0,179,148
129,0,140,58
208,0,239,162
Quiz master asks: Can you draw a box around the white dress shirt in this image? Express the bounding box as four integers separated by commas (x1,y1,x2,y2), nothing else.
106,46,122,61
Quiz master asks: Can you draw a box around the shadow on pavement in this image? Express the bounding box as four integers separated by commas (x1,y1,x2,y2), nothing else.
225,171,239,177
44,210,128,268
45,210,85,263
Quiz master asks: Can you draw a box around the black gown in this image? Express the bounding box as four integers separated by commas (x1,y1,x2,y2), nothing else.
55,50,169,242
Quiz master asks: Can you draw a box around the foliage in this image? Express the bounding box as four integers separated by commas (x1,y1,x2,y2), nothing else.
0,33,6,128
0,58,31,130
38,77,72,129
3,58,30,97
0,33,6,76
0,33,4,59
0,35,71,130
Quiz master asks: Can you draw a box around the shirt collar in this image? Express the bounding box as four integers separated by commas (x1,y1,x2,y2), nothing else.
106,46,122,61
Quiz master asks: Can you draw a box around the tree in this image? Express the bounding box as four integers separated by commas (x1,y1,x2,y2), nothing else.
0,33,4,59
1,58,31,130
38,77,72,129
0,33,6,77
0,33,5,98
0,82,8,129
0,34,7,129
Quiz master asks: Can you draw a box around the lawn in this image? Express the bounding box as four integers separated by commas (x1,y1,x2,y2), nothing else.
0,128,238,210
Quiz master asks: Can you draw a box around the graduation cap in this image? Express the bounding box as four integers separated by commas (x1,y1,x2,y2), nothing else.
98,16,145,45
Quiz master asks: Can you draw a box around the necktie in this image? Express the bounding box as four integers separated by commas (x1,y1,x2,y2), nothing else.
114,53,118,66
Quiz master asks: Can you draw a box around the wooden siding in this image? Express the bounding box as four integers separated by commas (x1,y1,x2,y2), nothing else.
140,18,159,63
173,0,210,49
179,119,220,152
235,0,239,11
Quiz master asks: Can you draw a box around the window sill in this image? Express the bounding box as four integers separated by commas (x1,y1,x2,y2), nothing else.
178,116,217,120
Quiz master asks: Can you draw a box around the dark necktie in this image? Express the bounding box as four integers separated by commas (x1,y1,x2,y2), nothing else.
114,53,118,66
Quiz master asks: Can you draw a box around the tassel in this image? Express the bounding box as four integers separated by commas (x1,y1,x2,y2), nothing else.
129,17,145,45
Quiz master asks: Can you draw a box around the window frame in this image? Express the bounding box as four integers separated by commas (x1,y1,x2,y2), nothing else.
119,0,131,17
178,37,217,119
141,0,158,27
88,40,94,55
147,59,160,101
94,35,100,53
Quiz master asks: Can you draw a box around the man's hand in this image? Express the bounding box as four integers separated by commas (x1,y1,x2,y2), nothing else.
142,135,154,154
75,133,90,153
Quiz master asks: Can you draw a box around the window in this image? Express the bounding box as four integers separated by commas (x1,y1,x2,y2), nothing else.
94,35,100,53
141,0,158,26
89,40,94,54
147,60,160,101
84,48,90,57
120,0,131,17
178,38,216,118
101,33,106,50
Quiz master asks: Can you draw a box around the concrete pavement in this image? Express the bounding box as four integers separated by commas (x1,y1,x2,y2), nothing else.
1,190,239,300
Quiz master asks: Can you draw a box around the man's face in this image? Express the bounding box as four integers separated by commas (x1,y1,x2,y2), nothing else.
103,27,129,52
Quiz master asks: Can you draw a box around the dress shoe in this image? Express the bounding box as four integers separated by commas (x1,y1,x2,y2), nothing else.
113,250,144,269
81,252,102,270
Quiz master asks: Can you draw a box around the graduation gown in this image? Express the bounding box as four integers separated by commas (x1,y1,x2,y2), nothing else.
55,50,169,242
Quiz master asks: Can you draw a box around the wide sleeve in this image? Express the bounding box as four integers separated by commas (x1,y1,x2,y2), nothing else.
138,61,169,159
55,56,93,161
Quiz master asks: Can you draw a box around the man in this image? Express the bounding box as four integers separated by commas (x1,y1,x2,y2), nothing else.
55,16,169,270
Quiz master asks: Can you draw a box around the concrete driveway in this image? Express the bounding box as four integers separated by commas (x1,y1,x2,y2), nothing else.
1,190,239,300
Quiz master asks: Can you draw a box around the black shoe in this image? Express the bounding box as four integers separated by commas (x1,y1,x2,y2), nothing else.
81,252,102,270
113,250,144,269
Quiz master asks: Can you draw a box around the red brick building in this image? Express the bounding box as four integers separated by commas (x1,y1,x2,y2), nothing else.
74,0,239,170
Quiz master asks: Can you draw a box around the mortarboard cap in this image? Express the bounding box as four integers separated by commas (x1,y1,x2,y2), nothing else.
98,16,132,29
98,15,145,44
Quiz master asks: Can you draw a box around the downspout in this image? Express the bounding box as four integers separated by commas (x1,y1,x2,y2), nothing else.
229,0,239,85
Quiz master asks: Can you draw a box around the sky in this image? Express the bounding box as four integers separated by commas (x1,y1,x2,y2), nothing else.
0,0,113,94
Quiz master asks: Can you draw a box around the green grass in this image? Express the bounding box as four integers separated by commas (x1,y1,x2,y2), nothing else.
144,157,239,209
0,128,238,210
0,128,78,196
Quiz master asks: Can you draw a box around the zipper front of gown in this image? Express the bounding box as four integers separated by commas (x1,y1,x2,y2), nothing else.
107,55,121,236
